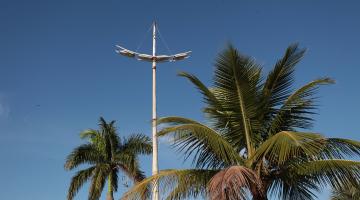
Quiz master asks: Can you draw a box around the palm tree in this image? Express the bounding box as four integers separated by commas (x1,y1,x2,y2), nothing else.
65,117,152,200
122,44,360,200
331,181,360,200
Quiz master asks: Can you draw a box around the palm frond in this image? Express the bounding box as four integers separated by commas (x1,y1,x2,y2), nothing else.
268,78,334,135
293,160,360,190
165,169,217,200
79,129,106,153
117,159,146,183
177,72,233,136
67,166,96,200
121,169,216,200
98,117,121,161
331,181,360,200
157,116,203,126
319,138,360,159
178,71,221,108
121,134,152,155
269,176,319,200
179,77,247,154
260,44,305,140
212,45,263,156
208,166,263,200
88,165,109,200
64,144,103,170
251,131,324,165
80,129,100,140
266,137,360,200
262,44,305,109
158,116,243,168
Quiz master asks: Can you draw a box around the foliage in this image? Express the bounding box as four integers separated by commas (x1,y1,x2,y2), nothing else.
65,117,152,200
122,44,360,200
331,181,360,200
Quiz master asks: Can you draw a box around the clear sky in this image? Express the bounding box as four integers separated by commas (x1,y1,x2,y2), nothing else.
1,0,360,199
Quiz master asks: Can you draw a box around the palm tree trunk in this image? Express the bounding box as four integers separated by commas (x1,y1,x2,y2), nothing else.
107,176,114,200
253,195,268,200
106,192,114,200
251,185,268,200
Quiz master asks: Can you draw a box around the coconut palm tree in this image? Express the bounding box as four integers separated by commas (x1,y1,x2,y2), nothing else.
122,44,360,200
331,181,360,200
65,117,152,200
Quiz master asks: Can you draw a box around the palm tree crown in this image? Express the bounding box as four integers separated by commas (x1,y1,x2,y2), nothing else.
122,44,360,200
65,117,152,200
331,181,360,200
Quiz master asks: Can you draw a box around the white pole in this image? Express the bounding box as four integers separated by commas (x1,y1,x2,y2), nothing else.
151,22,159,200
115,23,190,200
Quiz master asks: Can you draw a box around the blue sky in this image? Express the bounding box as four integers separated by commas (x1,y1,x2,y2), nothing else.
1,0,360,199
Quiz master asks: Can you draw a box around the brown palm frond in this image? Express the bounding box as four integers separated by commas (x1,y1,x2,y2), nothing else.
208,166,264,200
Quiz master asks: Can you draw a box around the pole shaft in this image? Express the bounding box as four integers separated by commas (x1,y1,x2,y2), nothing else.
116,21,191,200
151,22,159,200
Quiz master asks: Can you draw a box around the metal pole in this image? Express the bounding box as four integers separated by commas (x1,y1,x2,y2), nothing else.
151,22,159,200
115,23,190,200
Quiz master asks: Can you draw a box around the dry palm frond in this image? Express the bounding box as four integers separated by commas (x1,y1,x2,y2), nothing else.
208,166,263,200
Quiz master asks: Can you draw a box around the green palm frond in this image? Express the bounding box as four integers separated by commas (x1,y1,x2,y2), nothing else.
268,78,334,135
116,154,146,183
121,134,152,155
251,131,324,165
262,44,305,109
269,176,319,200
89,165,109,200
99,117,121,161
319,138,360,159
178,72,248,154
80,129,101,140
158,116,243,168
177,72,233,134
260,44,305,140
64,144,104,170
165,170,217,200
67,166,96,200
178,72,221,109
80,129,106,152
121,169,217,200
115,152,136,171
157,116,203,126
212,45,262,157
293,160,360,189
331,181,360,200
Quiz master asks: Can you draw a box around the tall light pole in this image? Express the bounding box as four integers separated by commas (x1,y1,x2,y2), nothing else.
116,22,191,200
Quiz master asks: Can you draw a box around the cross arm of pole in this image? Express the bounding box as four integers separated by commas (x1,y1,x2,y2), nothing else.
116,45,191,63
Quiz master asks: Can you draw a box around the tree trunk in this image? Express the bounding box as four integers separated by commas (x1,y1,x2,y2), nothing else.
252,195,268,200
251,184,268,200
107,175,114,200
106,192,114,200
